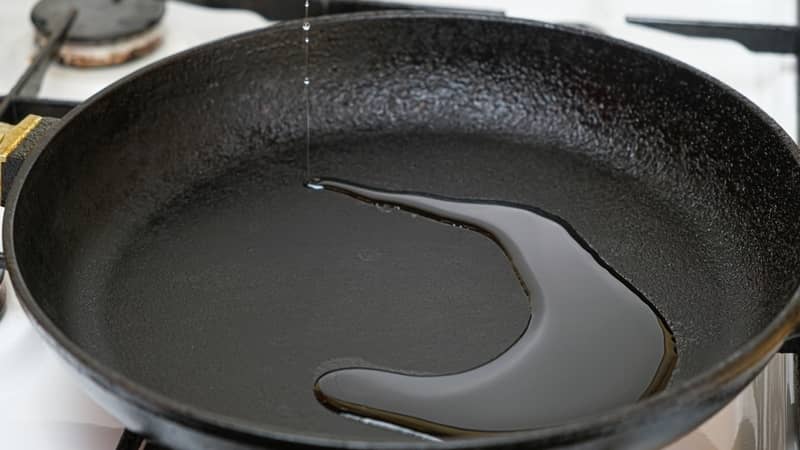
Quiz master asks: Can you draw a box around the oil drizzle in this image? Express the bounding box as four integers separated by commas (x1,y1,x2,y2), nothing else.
303,0,312,178
309,178,676,437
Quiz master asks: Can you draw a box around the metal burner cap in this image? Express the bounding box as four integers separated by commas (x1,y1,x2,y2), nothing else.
31,0,165,44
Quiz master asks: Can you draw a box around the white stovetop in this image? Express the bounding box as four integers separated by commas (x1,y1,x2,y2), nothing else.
0,1,797,449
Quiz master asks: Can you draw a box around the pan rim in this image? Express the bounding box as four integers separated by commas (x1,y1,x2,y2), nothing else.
5,9,800,449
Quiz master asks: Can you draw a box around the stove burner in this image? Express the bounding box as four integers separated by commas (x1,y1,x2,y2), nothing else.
30,0,165,67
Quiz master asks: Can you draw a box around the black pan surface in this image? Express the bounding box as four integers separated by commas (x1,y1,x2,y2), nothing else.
7,12,800,449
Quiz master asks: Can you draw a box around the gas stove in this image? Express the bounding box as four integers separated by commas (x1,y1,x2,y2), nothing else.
1,1,799,449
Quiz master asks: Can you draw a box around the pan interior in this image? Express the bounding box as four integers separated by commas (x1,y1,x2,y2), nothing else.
10,15,800,443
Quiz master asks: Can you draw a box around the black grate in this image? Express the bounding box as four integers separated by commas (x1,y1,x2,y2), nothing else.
115,430,170,450
626,0,800,136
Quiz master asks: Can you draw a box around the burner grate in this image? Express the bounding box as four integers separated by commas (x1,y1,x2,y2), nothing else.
115,430,170,450
627,0,800,137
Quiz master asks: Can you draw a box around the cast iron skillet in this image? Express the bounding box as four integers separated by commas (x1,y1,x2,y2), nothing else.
5,11,800,450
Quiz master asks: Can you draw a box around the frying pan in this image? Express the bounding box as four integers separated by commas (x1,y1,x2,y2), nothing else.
3,11,800,450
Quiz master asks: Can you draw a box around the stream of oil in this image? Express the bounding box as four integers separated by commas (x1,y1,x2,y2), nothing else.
308,179,677,438
303,0,312,178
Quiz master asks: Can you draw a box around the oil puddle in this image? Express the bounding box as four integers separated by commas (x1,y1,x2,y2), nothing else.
308,178,676,437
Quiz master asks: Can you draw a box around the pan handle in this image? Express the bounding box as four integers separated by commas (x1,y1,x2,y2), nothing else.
0,115,59,321
0,115,61,206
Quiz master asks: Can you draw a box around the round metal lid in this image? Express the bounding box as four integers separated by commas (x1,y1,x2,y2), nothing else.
31,0,165,43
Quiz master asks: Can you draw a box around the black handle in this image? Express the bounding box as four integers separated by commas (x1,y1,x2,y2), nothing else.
0,8,75,122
